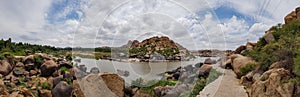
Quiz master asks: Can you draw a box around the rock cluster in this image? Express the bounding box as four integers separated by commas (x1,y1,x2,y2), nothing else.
0,53,125,97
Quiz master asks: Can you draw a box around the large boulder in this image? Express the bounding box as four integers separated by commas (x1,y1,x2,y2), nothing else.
78,73,124,97
234,45,246,54
23,55,34,65
52,81,73,97
0,60,12,76
230,54,254,78
264,30,275,43
203,58,217,64
249,68,295,97
40,60,58,77
198,64,212,78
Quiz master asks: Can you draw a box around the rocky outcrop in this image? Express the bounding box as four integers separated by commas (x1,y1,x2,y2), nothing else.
284,7,300,24
78,73,124,97
234,45,246,54
249,68,296,97
230,54,254,78
264,29,276,43
128,36,188,60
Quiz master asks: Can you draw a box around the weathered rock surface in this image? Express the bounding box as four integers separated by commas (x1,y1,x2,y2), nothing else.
78,73,124,97
52,81,73,97
40,60,58,77
0,60,12,76
249,68,295,97
198,64,212,77
230,54,254,78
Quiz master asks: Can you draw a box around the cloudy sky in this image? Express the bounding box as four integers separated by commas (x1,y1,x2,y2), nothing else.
1,0,300,50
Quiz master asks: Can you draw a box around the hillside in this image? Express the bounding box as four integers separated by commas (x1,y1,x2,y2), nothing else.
125,36,189,60
226,7,300,97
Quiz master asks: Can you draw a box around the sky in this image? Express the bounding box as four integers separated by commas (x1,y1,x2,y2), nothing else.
0,0,300,50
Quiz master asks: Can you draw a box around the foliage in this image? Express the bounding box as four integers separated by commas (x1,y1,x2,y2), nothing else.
42,81,52,90
0,38,59,56
60,66,70,74
242,21,300,73
240,62,255,76
206,68,222,83
66,54,73,61
34,55,44,68
293,49,300,76
0,52,15,60
189,77,206,97
18,77,28,88
131,78,177,96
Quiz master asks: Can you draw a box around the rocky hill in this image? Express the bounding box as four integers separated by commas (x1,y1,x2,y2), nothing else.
224,7,300,97
125,36,189,60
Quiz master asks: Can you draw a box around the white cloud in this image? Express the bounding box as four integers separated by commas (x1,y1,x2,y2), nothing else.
1,0,300,50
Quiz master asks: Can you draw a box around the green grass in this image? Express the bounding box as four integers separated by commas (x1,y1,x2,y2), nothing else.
240,62,255,76
131,78,177,96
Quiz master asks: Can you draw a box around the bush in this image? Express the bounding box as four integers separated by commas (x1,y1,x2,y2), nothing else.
34,55,43,68
293,52,300,76
240,62,255,76
66,54,73,61
42,81,52,90
190,77,206,97
0,52,15,60
131,78,177,96
60,66,70,74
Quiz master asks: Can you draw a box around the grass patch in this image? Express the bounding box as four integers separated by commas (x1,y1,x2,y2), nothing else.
240,62,255,76
131,78,177,96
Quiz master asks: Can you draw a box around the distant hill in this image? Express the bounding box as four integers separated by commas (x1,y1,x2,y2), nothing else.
122,36,188,59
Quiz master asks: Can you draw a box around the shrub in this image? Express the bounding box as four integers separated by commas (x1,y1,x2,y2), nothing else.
66,54,73,61
42,81,52,90
131,78,177,96
240,62,255,76
293,52,300,76
34,55,43,68
60,66,70,74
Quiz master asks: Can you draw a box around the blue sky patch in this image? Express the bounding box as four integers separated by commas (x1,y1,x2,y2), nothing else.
213,6,255,25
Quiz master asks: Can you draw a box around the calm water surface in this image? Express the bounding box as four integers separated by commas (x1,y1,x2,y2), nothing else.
78,57,219,84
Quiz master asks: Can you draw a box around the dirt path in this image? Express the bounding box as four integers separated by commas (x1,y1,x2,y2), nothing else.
197,65,248,97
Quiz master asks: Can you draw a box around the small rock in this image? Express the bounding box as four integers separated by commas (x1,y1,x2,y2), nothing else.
39,89,52,97
90,67,100,74
204,58,217,64
0,60,12,76
29,70,38,76
79,65,87,72
52,81,73,97
198,64,212,78
195,62,203,68
59,62,73,69
13,68,26,76
53,76,63,87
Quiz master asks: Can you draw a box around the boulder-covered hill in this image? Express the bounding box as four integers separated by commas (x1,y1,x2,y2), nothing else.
225,7,300,97
121,36,189,59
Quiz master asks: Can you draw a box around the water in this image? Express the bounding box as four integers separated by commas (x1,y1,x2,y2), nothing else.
77,57,219,84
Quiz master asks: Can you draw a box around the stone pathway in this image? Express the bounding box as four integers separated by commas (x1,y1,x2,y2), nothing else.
197,65,248,97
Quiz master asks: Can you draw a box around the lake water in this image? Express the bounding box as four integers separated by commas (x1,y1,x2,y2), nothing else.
77,57,219,84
